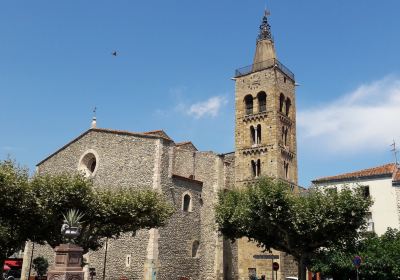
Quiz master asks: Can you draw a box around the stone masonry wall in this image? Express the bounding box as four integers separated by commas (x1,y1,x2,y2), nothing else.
22,130,163,280
234,65,299,279
234,68,297,185
157,177,202,280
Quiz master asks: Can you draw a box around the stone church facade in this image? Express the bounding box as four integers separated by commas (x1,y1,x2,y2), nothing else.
21,11,298,280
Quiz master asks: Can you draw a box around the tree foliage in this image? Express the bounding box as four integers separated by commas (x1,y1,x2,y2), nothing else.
0,159,174,272
32,256,49,278
30,173,174,252
215,177,372,280
0,160,37,262
311,228,400,280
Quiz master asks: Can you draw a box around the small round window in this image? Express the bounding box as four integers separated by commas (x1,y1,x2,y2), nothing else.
79,151,98,177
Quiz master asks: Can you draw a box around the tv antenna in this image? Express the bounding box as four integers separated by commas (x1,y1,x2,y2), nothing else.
391,140,399,166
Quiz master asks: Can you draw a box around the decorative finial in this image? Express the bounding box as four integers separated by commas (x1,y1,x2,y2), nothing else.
91,106,97,129
391,140,399,166
258,9,273,41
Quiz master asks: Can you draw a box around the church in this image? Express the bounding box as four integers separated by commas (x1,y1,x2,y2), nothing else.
21,11,299,280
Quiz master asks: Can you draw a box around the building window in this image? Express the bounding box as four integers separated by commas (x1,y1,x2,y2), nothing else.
257,91,267,113
248,268,257,280
192,241,200,258
250,126,255,145
125,254,132,268
244,95,253,115
251,125,261,145
183,194,192,212
256,125,261,144
284,127,288,146
284,161,289,179
251,160,261,178
78,150,99,177
366,212,374,232
279,94,285,113
362,186,370,198
285,98,291,117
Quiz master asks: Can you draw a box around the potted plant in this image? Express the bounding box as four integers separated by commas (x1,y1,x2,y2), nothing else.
61,209,85,242
32,256,48,280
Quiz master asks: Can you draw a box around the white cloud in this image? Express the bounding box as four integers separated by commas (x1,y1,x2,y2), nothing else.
187,96,228,119
298,76,400,153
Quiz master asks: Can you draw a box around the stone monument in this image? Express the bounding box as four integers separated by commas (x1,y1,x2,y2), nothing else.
47,210,85,280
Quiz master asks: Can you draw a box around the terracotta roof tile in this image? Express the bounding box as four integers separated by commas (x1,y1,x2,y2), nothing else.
312,163,397,184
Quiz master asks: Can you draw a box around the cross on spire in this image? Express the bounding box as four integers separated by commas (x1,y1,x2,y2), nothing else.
391,140,399,166
91,106,97,129
258,9,273,41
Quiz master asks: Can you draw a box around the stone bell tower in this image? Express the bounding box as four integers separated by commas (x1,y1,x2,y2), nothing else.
233,10,298,279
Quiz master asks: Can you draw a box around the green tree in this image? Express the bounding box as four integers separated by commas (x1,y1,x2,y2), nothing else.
215,177,372,280
0,159,174,274
32,256,49,278
30,173,175,252
312,229,400,280
0,160,38,274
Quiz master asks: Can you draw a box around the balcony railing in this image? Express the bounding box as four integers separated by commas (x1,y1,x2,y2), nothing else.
234,58,295,81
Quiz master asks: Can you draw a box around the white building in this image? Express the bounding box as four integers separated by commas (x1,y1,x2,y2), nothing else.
312,163,400,236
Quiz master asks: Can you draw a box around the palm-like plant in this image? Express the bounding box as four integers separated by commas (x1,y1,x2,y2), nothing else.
61,209,85,242
63,209,85,228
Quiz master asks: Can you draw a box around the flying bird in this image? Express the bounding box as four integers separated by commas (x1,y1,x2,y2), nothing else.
112,51,117,56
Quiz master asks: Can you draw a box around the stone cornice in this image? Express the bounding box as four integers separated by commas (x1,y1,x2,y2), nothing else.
240,145,272,155
241,111,269,123
279,144,295,160
278,112,292,126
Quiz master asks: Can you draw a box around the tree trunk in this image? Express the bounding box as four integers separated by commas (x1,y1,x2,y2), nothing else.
0,256,6,278
297,256,307,280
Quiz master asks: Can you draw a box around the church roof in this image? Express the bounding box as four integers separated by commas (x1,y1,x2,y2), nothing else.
143,130,172,140
37,128,174,166
312,163,398,184
175,142,198,151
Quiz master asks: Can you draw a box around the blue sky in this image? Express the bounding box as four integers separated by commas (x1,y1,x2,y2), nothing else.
1,0,400,187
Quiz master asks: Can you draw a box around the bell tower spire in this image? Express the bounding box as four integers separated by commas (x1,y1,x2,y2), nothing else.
258,9,273,41
253,9,277,64
233,8,299,280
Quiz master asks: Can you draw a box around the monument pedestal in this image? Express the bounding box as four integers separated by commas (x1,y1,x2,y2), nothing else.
47,244,84,280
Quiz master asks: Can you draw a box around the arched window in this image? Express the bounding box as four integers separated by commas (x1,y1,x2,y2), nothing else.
256,125,261,144
79,150,99,178
250,126,255,145
284,128,289,146
244,95,253,115
282,126,288,146
284,161,289,179
257,92,267,113
251,160,261,178
192,241,200,257
279,94,285,113
285,98,291,117
183,194,192,212
251,160,256,177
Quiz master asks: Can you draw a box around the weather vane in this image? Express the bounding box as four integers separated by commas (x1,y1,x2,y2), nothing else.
391,140,399,166
93,106,97,118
